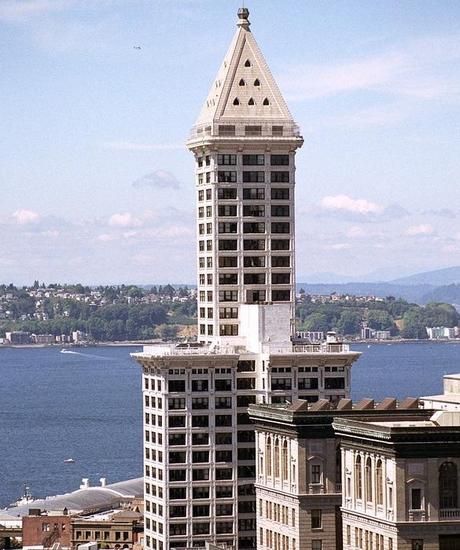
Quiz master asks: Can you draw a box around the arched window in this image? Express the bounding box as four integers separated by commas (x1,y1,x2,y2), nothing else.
248,98,255,105
440,461,458,508
265,436,272,477
282,440,288,481
233,98,240,106
376,459,383,505
355,455,362,500
365,457,373,502
274,438,280,478
245,59,251,67
254,78,260,86
239,78,246,86
263,98,270,106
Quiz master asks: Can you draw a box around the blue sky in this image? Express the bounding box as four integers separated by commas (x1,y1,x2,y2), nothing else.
1,0,459,284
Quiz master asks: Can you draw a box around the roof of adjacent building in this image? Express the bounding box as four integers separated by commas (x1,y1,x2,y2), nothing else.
3,478,143,518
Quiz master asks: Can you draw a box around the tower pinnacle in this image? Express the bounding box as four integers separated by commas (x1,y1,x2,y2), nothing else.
237,7,250,29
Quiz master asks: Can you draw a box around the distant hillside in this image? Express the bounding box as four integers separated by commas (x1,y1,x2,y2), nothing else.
422,284,460,308
296,282,435,304
391,266,460,286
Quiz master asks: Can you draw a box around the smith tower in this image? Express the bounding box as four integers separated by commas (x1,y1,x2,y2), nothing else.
134,9,360,550
187,8,303,346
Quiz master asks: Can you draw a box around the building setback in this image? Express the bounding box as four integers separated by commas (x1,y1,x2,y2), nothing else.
132,8,361,550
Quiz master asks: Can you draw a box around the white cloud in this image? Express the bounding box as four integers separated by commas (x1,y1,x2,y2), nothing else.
12,209,40,224
405,224,434,236
346,226,366,238
0,0,68,22
133,170,181,190
96,233,117,242
320,195,382,215
108,212,142,228
326,243,352,251
103,141,182,152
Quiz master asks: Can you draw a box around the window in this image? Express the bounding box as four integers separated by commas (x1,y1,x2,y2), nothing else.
219,290,238,302
254,79,260,86
311,541,322,550
169,433,186,446
168,380,185,392
216,468,233,480
271,239,290,250
238,447,255,461
272,273,290,284
272,256,290,267
219,273,238,285
266,436,272,476
192,432,208,445
243,204,265,217
244,273,266,285
192,469,209,480
219,222,237,233
216,486,233,498
218,125,235,136
272,290,290,301
219,256,237,268
271,188,290,200
243,222,265,233
219,307,238,319
243,171,264,182
169,524,187,536
192,397,209,410
376,459,383,505
271,205,290,217
216,415,232,427
243,239,265,251
169,415,185,428
218,171,236,183
237,378,255,390
239,78,245,86
271,171,290,182
244,256,265,267
220,324,238,336
271,154,289,165
411,540,424,550
216,432,232,444
192,380,208,392
218,239,238,251
169,469,186,482
439,462,458,508
311,509,322,529
245,59,251,67
218,205,237,216
263,98,270,106
311,464,321,484
355,455,363,499
233,97,239,105
243,188,264,200
217,154,236,165
170,506,186,518
215,396,232,409
215,379,232,391
216,450,233,462
193,505,210,517
282,441,288,480
365,457,373,502
193,487,210,499
169,451,186,463
218,188,237,199
169,398,185,410
272,125,283,136
192,415,209,427
216,504,233,516
411,487,422,510
243,154,264,165
237,396,256,408
325,377,345,389
272,222,290,233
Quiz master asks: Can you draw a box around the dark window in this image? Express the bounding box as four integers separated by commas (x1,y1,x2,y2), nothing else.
169,398,186,410
192,380,208,392
311,509,322,529
238,500,256,513
272,222,290,233
218,222,237,234
271,155,289,166
216,504,233,516
215,396,232,409
218,188,237,199
243,222,265,233
169,415,186,428
215,379,232,391
192,415,209,427
272,290,291,301
243,188,265,200
439,462,458,508
237,360,255,372
192,469,209,481
169,524,187,536
237,412,251,425
245,125,261,135
169,451,186,463
243,171,264,182
272,126,283,136
218,125,235,136
219,307,238,319
192,397,209,410
298,377,319,390
219,273,238,285
244,273,266,285
411,488,422,510
216,522,233,534
216,450,233,462
243,239,265,251
237,429,255,442
220,324,239,336
238,465,256,478
218,239,238,251
272,256,290,267
271,378,292,390
216,415,233,427
192,432,209,445
216,468,233,480
237,395,256,407
216,432,233,445
216,486,233,498
193,487,210,499
243,204,265,217
219,256,238,268
169,433,186,446
272,273,290,284
218,205,237,217
271,239,290,250
325,377,345,389
192,523,210,535
243,256,265,267
219,290,238,302
271,205,290,217
237,378,255,390
217,154,236,165
218,172,237,183
168,380,185,392
238,448,255,461
271,188,290,200
169,469,186,482
169,487,187,500
271,171,290,183
170,506,186,518
193,505,210,517
243,154,264,165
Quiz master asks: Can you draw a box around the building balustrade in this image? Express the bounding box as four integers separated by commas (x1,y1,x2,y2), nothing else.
440,509,460,520
408,510,426,522
308,483,325,494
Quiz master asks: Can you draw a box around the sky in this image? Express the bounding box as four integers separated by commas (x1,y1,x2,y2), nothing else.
1,0,459,285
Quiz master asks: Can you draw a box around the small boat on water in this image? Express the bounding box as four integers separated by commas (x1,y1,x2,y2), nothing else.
60,349,72,354
64,458,75,464
10,484,34,507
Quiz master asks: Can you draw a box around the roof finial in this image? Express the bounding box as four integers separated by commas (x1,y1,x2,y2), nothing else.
237,6,250,29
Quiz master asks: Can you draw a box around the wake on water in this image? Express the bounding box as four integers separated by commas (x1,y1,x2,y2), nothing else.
60,350,113,360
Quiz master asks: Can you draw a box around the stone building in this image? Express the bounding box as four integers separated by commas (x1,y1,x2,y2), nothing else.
132,7,361,550
250,399,460,550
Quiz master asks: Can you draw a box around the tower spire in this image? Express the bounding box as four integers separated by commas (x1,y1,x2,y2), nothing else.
237,6,250,29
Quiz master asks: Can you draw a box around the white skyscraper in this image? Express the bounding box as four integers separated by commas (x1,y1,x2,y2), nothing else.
133,9,360,550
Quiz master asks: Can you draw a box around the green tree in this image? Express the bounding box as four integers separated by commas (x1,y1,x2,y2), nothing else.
336,310,362,336
367,310,395,331
302,313,330,333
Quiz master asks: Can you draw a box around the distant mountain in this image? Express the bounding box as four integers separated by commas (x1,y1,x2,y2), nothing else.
298,272,358,284
422,284,460,308
391,266,460,286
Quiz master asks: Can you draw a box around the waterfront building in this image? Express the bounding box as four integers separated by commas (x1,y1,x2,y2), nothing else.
422,373,460,411
132,8,361,550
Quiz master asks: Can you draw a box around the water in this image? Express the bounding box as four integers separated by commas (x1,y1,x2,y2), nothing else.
0,342,459,507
